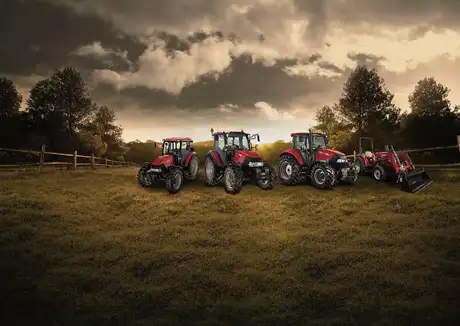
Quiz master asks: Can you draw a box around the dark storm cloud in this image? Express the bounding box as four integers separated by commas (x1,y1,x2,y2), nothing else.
90,54,337,113
0,0,144,76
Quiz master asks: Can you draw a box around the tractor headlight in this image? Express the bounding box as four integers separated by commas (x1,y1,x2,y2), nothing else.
336,158,347,163
249,161,264,167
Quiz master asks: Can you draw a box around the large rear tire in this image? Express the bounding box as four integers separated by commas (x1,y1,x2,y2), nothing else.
310,163,335,189
373,165,387,182
138,164,155,187
257,164,276,190
165,167,183,194
223,163,243,194
184,155,199,181
204,155,222,186
278,155,302,186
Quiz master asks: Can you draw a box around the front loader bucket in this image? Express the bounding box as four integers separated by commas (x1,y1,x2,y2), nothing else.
399,169,433,193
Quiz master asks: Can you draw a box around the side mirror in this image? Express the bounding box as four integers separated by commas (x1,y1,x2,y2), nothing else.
257,134,260,142
190,147,195,152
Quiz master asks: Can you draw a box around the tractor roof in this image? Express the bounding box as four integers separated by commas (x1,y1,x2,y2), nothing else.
213,130,249,135
163,137,193,142
290,132,325,137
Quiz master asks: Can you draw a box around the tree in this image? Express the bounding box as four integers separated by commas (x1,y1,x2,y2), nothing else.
26,66,94,151
337,66,400,145
314,104,353,151
0,77,23,146
0,76,22,118
408,77,451,116
51,66,92,135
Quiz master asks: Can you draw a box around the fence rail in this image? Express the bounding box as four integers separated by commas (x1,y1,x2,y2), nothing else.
0,145,138,172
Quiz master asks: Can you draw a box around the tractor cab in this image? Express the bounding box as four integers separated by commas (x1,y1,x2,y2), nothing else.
291,132,328,163
160,137,194,166
211,128,260,165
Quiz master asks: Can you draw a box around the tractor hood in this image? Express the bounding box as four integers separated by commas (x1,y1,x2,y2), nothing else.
152,154,173,166
317,148,346,157
236,149,261,159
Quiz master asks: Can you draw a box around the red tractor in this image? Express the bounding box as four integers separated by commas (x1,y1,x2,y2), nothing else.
137,137,199,194
355,137,433,193
278,131,359,189
204,129,275,194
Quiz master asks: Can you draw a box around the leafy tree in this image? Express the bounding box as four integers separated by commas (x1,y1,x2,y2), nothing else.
408,77,451,116
314,104,353,151
0,76,22,118
26,67,94,151
401,78,460,163
337,66,400,146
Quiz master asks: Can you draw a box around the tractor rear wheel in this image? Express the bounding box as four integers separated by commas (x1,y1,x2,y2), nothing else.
373,165,387,182
278,155,302,186
257,164,276,190
184,155,199,181
223,163,243,194
138,164,155,187
310,163,335,189
356,156,365,174
204,155,222,186
165,167,183,194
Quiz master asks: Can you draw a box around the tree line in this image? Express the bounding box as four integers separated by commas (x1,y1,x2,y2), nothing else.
0,66,161,163
312,66,460,163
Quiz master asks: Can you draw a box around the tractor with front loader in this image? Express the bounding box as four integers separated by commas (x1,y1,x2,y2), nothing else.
137,137,199,194
278,131,359,189
355,137,433,193
204,129,276,194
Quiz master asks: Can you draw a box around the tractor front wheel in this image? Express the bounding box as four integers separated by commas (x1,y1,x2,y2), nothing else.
310,163,335,189
257,164,276,190
165,167,184,194
184,155,199,181
373,165,387,182
223,163,243,194
278,155,302,186
204,155,222,186
356,156,365,174
138,164,155,187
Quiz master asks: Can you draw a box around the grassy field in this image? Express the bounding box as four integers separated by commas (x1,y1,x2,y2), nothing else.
1,167,460,325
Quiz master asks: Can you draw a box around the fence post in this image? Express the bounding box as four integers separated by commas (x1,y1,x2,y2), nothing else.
91,153,95,169
105,157,108,168
457,135,460,153
73,150,77,170
111,159,114,167
39,144,46,173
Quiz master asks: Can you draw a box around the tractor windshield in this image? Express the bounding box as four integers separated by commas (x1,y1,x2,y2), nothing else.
162,141,179,155
226,133,250,150
312,134,327,149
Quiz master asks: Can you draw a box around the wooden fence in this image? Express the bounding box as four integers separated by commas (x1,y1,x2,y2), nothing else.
0,145,138,172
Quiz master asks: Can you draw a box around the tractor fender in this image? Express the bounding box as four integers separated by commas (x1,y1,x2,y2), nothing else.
356,153,369,166
280,149,304,165
206,150,223,167
184,152,198,167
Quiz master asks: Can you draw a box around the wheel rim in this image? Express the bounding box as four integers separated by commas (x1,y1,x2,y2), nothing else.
225,169,235,191
173,173,181,189
140,171,151,185
374,169,381,180
355,164,361,173
190,158,198,176
279,161,292,180
205,159,214,180
314,168,326,184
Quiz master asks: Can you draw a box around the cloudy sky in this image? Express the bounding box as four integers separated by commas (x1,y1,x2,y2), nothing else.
2,0,460,143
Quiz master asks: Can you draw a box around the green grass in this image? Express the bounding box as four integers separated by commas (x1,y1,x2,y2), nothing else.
1,167,460,325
